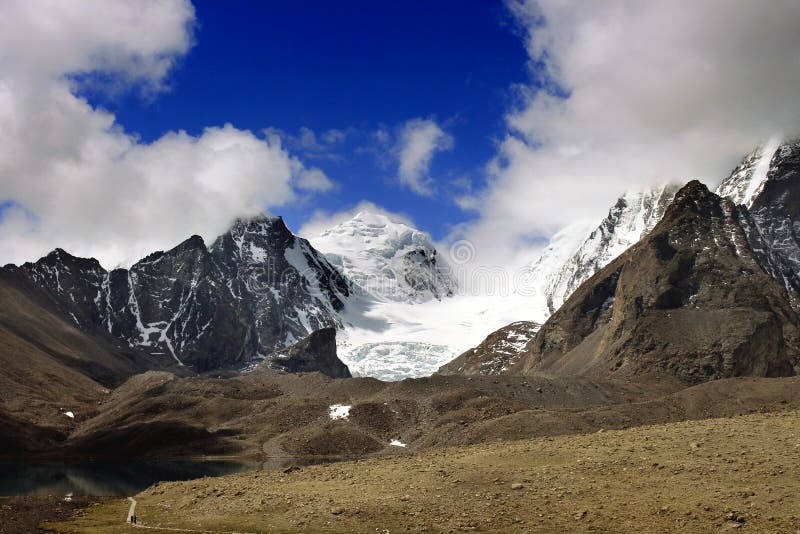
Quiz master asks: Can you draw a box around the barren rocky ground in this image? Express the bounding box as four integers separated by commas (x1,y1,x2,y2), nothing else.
60,373,800,463
0,496,106,534
50,408,800,533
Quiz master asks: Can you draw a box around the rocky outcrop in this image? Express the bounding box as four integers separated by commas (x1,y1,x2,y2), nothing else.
256,327,351,378
438,321,541,376
509,181,800,384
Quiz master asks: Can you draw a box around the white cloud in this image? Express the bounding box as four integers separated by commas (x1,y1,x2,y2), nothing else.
298,201,415,239
294,166,335,192
454,195,480,212
0,0,332,268
458,0,800,265
395,118,453,196
0,0,195,90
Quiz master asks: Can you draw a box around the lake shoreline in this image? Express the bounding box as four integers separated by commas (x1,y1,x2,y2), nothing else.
0,456,344,498
0,495,109,533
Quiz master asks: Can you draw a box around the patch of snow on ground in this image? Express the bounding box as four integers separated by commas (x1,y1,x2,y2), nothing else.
389,439,407,447
329,404,351,420
63,411,75,419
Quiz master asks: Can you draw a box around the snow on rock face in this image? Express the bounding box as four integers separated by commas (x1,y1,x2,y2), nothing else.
725,139,800,308
443,184,678,377
309,211,456,303
18,249,107,330
537,185,679,312
716,139,782,208
327,194,684,381
438,321,542,376
210,215,349,345
11,214,350,372
516,222,597,300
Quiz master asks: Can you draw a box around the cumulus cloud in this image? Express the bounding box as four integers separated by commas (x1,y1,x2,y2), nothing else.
298,200,415,239
0,0,196,89
395,118,453,196
459,0,800,266
0,0,332,267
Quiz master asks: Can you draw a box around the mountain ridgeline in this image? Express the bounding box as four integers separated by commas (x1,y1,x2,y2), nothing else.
543,185,679,313
3,140,800,463
440,184,681,377
733,141,800,308
1,215,350,372
515,181,799,382
444,140,800,383
4,139,800,386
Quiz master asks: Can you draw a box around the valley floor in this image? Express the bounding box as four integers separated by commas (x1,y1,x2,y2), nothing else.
50,409,800,533
0,496,106,534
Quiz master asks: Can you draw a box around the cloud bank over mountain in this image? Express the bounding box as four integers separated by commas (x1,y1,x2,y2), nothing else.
456,0,800,266
3,0,800,274
0,0,331,267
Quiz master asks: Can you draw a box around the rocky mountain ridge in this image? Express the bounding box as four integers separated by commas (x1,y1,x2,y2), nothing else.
540,185,680,312
520,180,800,382
446,139,800,380
449,180,800,382
2,215,350,372
724,140,800,309
8,141,800,382
443,185,681,377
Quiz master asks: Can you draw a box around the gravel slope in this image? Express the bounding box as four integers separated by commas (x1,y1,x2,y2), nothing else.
52,408,800,533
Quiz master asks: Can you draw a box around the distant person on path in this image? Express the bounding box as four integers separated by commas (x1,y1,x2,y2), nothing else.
131,514,137,525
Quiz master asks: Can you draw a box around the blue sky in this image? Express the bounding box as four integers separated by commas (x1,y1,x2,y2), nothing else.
78,0,530,239
5,1,797,269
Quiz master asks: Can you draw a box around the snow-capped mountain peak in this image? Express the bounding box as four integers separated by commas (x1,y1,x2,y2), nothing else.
533,183,679,312
8,213,351,372
716,138,782,208
309,210,456,303
722,139,800,308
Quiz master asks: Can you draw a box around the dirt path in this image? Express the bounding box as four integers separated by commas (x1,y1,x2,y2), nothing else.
50,409,800,533
126,497,136,524
123,495,260,533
